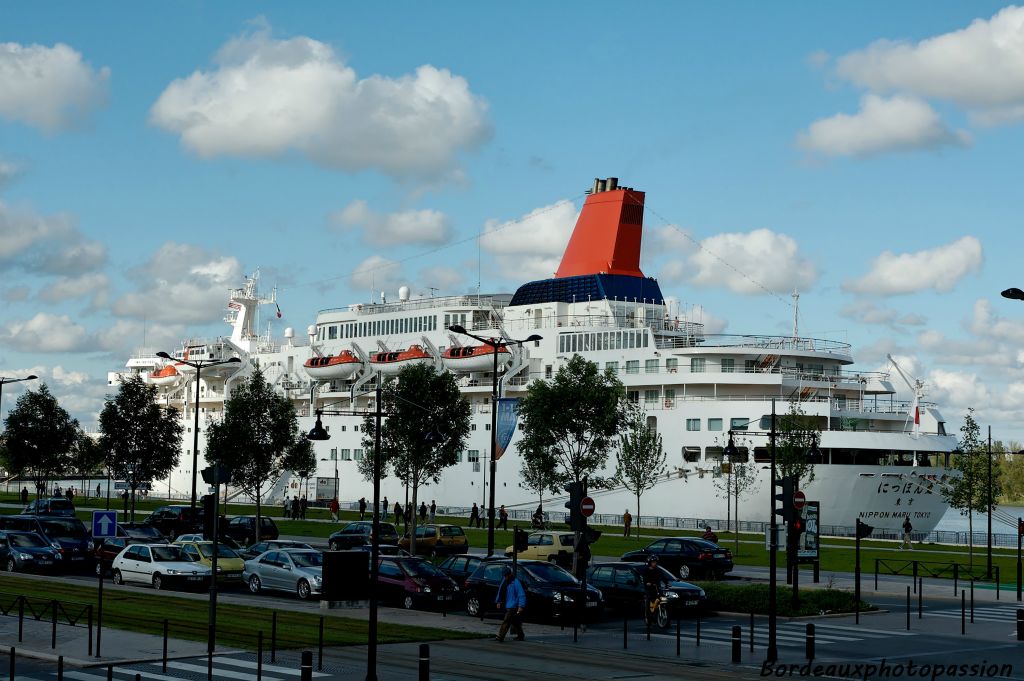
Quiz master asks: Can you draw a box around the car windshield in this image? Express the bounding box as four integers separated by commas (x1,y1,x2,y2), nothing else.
197,544,239,559
126,526,163,539
152,546,190,562
44,500,74,511
654,566,676,582
440,526,464,537
9,534,48,548
523,562,577,585
402,560,442,577
290,551,323,568
40,519,86,540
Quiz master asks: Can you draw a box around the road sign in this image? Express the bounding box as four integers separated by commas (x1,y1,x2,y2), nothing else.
580,496,595,517
92,510,117,538
793,490,806,510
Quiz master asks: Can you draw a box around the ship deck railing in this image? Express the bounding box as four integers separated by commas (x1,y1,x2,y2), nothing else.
319,294,512,317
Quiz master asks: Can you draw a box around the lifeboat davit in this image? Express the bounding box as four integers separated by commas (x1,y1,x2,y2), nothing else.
304,351,361,380
147,365,181,387
440,343,511,373
370,345,432,376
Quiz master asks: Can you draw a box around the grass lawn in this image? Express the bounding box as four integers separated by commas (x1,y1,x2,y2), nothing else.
0,575,481,650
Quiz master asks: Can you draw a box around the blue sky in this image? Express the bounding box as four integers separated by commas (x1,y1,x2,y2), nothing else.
2,2,1024,443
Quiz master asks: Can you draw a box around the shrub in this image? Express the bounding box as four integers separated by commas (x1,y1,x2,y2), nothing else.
694,582,873,617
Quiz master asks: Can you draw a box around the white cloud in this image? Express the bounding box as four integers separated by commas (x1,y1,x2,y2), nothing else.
37,272,110,303
330,200,451,246
798,95,970,157
685,228,818,295
840,300,927,328
927,368,992,412
418,265,464,292
0,42,109,131
111,243,243,324
968,298,1024,344
350,255,405,296
0,200,107,276
641,224,696,279
480,200,578,281
150,26,491,180
51,366,90,385
0,159,21,188
0,312,93,353
843,236,982,295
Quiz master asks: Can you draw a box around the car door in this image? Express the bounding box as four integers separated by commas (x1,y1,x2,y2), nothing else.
118,545,141,582
477,563,506,608
376,560,405,602
257,551,282,590
613,566,642,610
276,552,297,592
661,540,684,576
133,545,154,583
588,566,614,606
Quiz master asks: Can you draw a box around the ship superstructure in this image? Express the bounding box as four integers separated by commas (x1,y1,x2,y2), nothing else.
111,178,959,531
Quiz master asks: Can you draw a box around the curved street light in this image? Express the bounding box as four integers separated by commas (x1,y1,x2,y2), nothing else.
156,352,241,514
448,324,541,557
0,374,38,421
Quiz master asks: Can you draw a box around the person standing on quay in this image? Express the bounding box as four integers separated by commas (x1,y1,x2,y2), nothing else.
358,497,367,520
330,497,340,522
623,510,632,537
429,500,436,523
468,503,479,527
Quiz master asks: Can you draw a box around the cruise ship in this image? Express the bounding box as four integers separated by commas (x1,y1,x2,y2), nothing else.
110,178,959,532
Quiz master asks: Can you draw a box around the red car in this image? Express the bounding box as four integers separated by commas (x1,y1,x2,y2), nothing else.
375,557,460,610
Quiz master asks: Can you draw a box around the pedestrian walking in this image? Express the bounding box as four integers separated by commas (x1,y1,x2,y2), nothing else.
429,500,436,523
623,509,632,537
404,505,412,528
494,566,526,642
95,483,101,498
499,505,508,531
292,494,300,520
468,503,479,527
20,487,28,505
382,496,389,521
394,502,403,529
330,497,340,522
900,517,914,550
284,496,291,517
359,497,367,520
419,502,427,522
300,495,308,520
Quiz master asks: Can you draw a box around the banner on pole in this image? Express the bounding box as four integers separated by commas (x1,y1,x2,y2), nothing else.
495,398,520,460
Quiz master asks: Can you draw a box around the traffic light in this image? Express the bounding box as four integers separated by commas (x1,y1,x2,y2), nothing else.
564,481,583,532
773,476,794,526
513,527,529,553
201,494,216,540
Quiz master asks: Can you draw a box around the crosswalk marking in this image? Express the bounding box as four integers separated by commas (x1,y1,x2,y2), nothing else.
784,622,916,637
162,660,286,680
215,657,330,677
926,607,1020,623
64,669,199,681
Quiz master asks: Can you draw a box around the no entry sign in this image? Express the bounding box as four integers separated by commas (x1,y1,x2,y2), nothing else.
580,496,595,517
793,490,806,510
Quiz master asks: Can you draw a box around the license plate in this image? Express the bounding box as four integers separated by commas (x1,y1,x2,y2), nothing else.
713,553,724,558
71,556,84,561
188,576,202,581
37,560,52,565
685,600,699,606
586,601,598,608
438,595,452,601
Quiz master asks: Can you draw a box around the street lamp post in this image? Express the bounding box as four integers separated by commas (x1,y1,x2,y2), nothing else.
156,352,240,516
0,374,38,421
448,325,541,557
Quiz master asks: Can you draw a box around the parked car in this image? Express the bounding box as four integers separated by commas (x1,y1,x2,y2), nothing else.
22,498,76,517
118,523,166,541
504,531,575,564
620,538,733,579
142,505,202,539
174,540,246,583
398,524,469,557
328,521,399,551
463,559,603,622
352,544,411,557
111,543,211,591
221,516,279,546
244,549,324,600
376,557,460,610
0,515,93,570
586,561,706,626
238,540,315,561
0,531,63,573
94,536,163,576
174,533,243,549
436,554,485,583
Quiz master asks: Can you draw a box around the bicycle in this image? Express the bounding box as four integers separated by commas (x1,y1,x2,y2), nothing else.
646,592,670,629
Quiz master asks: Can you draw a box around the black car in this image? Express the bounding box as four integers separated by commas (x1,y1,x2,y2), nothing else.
376,557,461,610
436,554,485,583
463,559,603,622
586,561,706,624
239,540,315,561
22,498,76,517
352,544,411,557
620,537,733,579
0,531,63,573
142,505,203,539
221,516,279,546
118,523,166,541
328,521,399,551
0,515,93,570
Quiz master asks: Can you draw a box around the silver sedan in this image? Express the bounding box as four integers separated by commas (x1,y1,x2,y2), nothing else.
243,548,323,600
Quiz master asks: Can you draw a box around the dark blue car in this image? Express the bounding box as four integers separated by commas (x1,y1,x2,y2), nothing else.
0,531,63,573
0,515,93,571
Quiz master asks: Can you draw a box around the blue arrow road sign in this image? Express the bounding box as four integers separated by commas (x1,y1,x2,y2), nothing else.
92,510,117,538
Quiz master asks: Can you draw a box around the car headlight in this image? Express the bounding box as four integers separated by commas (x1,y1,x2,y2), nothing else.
453,584,459,591
665,591,680,599
314,576,322,585
552,592,573,603
51,543,62,551
166,569,179,575
17,553,33,561
422,586,432,593
698,588,706,598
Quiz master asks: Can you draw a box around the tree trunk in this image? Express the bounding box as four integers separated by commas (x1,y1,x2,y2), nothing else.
636,492,641,541
726,470,731,533
130,484,137,523
967,510,973,567
255,484,262,545
734,477,740,556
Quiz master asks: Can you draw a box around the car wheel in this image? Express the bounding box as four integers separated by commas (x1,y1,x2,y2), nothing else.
248,575,262,594
297,579,311,600
152,574,163,591
329,541,339,551
5,558,16,573
95,562,102,577
403,595,414,610
112,569,124,585
466,594,480,617
678,564,690,580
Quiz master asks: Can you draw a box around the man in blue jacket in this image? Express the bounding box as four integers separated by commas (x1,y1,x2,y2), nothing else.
494,566,526,642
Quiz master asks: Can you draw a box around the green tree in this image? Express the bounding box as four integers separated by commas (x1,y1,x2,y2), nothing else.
995,440,1024,504
942,409,1002,566
205,369,315,542
518,355,625,487
520,453,559,520
3,384,82,498
712,436,761,555
614,401,666,540
358,365,471,555
99,376,183,521
775,400,821,486
70,434,105,499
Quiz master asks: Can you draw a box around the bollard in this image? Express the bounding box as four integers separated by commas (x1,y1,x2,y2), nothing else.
107,664,113,681
51,599,58,649
750,611,755,652
135,675,141,681
418,643,430,681
961,590,966,635
913,561,918,594
271,612,277,663
207,648,213,681
162,619,168,673
623,610,628,650
954,563,959,595
806,623,815,662
1017,609,1023,641
87,605,93,657
918,577,923,619
646,609,650,641
676,615,681,657
18,598,23,643
971,580,975,623
8,647,13,681
731,625,741,663
257,631,263,681
57,655,63,681
906,585,910,631
300,650,313,681
696,611,701,647
318,616,324,671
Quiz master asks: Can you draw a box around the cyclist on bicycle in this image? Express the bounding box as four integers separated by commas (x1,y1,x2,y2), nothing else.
531,505,545,530
643,554,662,622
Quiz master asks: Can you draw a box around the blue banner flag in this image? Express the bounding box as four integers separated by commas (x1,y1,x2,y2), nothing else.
495,398,520,460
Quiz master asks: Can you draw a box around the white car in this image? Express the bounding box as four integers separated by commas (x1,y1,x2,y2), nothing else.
111,543,211,591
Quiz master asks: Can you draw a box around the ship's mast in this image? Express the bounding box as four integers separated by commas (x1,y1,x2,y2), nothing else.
791,291,800,341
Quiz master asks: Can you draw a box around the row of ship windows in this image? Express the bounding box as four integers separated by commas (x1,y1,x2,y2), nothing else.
558,331,649,353
318,314,449,342
598,357,826,375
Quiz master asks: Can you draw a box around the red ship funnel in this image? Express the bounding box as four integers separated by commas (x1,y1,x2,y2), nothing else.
555,178,645,279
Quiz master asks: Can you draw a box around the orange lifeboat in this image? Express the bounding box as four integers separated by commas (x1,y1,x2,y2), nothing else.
440,343,511,373
304,351,361,380
147,365,181,387
370,345,432,376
